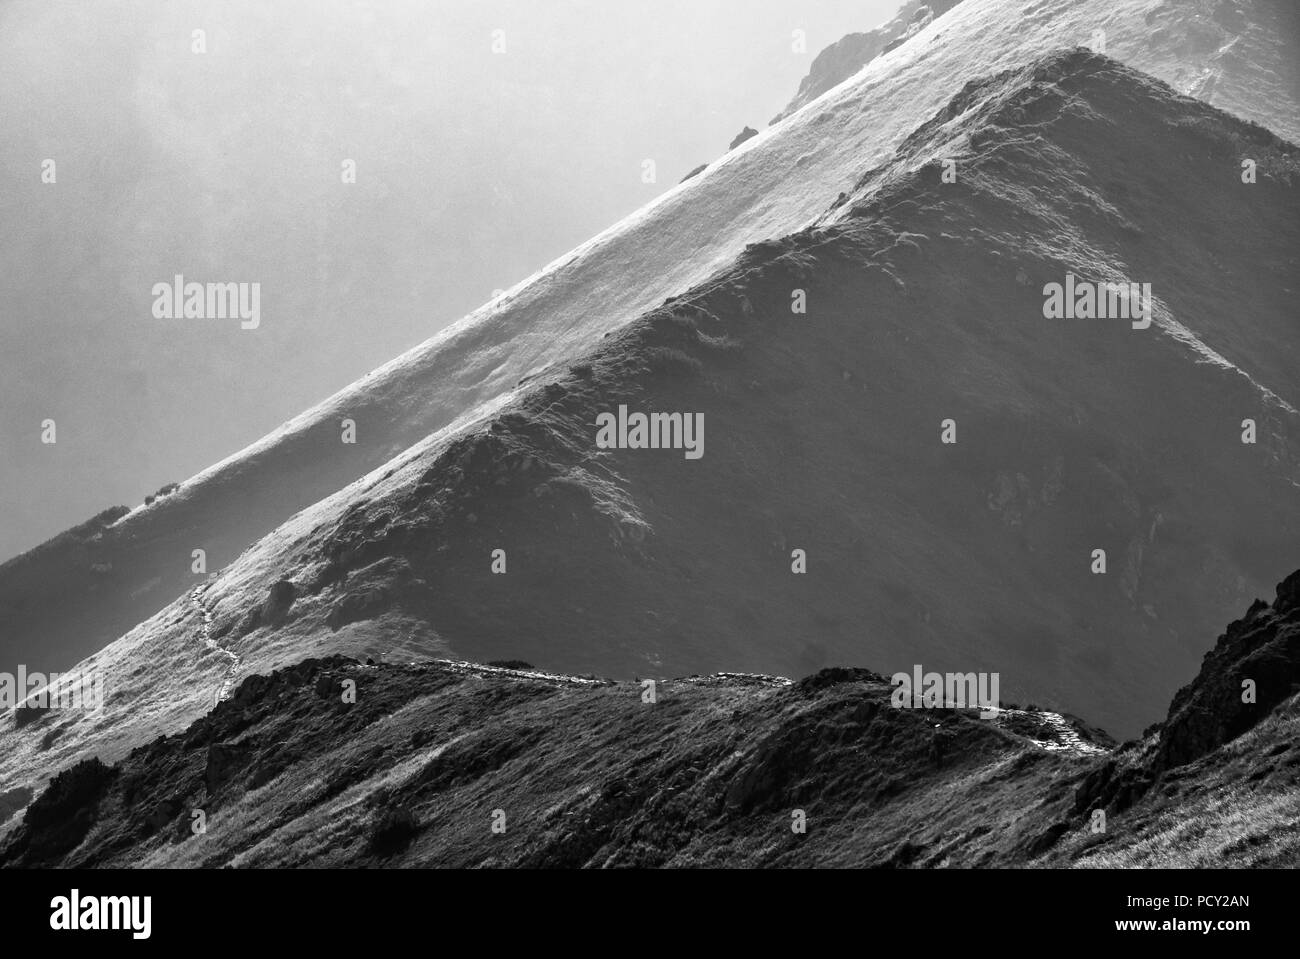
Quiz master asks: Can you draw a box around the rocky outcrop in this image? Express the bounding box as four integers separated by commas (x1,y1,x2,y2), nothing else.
728,126,758,151
1073,569,1300,822
6,758,115,863
770,1,964,124
1157,570,1300,771
772,32,889,125
261,579,297,624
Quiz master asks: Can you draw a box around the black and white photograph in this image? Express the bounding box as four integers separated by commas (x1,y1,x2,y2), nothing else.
0,0,1296,941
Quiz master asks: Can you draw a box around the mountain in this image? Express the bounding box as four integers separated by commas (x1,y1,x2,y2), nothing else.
4,568,1296,868
3,0,1297,694
2,43,1298,837
184,45,1300,743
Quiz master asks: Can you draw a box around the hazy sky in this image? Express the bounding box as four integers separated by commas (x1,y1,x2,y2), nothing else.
0,0,896,560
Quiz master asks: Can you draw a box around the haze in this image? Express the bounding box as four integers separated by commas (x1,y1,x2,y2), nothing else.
0,0,894,561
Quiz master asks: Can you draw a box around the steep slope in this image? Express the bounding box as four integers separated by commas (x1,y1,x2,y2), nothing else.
3,50,1297,822
1049,568,1300,866
4,0,1298,683
772,0,1300,137
4,570,1296,868
770,0,965,124
160,52,1300,735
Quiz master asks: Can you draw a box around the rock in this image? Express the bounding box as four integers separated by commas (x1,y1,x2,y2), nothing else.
1276,568,1300,614
261,579,297,623
24,758,113,830
795,666,882,694
1156,571,1300,772
17,758,115,861
770,1,963,124
729,126,758,151
369,806,420,855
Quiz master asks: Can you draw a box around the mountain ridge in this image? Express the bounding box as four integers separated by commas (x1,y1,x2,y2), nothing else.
2,48,1297,828
4,0,1298,690
4,566,1296,868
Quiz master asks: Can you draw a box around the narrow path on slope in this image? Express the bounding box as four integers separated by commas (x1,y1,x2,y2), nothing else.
1033,710,1109,755
993,707,1109,756
891,685,1111,757
413,659,615,689
189,583,242,706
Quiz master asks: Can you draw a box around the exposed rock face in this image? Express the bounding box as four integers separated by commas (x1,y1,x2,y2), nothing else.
1157,570,1300,771
1073,569,1300,823
773,32,889,126
770,0,965,124
728,126,759,150
261,579,297,624
7,758,115,863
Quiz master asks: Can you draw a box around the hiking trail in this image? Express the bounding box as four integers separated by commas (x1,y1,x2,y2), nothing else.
189,582,242,706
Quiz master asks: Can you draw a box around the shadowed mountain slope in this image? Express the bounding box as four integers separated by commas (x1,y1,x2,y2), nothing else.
154,51,1300,737
2,51,1297,822
3,0,1297,687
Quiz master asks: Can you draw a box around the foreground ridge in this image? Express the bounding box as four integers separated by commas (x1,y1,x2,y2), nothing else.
2,569,1296,868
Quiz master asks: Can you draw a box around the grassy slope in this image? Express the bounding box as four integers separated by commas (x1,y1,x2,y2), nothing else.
0,659,1140,868
193,51,1299,740
2,51,1297,832
4,0,1296,692
4,567,1294,870
2,645,1294,868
